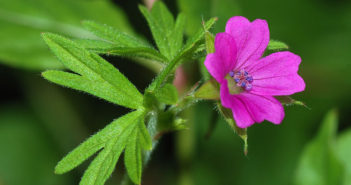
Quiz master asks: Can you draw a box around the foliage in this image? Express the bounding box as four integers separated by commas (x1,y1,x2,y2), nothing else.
0,0,322,184
40,2,217,184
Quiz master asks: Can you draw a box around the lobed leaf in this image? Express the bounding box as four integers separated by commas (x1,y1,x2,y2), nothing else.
54,110,144,174
80,21,168,63
168,13,186,58
41,33,143,109
76,39,168,63
79,121,138,185
147,17,217,92
139,1,187,60
139,2,174,59
55,109,151,185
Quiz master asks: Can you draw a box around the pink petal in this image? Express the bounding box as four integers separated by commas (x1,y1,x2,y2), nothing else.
236,93,285,124
248,51,306,96
220,82,255,128
225,16,269,70
204,33,237,83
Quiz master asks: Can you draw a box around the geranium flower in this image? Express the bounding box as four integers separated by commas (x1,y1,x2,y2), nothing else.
204,16,305,128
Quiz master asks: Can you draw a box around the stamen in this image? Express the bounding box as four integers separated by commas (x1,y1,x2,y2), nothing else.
229,69,254,91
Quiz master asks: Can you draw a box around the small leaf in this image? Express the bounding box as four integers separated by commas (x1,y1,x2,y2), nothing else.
139,2,174,59
41,33,143,109
147,17,217,92
125,130,143,184
169,13,186,58
267,40,289,51
155,83,179,105
204,28,215,54
79,140,123,185
80,118,139,185
81,21,168,63
138,120,153,150
295,110,344,185
54,110,144,174
194,79,220,100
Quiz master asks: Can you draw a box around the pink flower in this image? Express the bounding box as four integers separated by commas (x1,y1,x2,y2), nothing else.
204,16,305,128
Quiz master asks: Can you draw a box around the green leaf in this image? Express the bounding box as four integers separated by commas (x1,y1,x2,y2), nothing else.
147,17,217,92
0,0,133,70
76,38,168,63
79,139,125,185
55,109,151,185
139,1,175,60
337,129,351,185
194,79,220,100
82,20,150,48
139,2,187,60
267,40,289,51
42,70,135,109
198,22,215,80
205,29,215,54
125,131,143,184
54,110,144,174
41,33,143,109
138,119,153,150
155,83,179,105
124,115,152,184
295,110,344,185
80,21,168,63
169,13,186,58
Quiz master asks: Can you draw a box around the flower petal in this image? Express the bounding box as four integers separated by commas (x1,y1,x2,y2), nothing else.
204,33,237,83
225,16,269,70
236,93,285,124
220,82,255,128
248,51,305,96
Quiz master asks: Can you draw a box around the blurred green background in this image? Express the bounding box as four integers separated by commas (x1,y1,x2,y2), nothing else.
0,0,350,185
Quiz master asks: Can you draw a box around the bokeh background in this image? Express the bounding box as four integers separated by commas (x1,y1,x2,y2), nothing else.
0,0,350,185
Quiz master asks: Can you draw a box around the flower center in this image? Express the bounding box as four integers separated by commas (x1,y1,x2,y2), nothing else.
229,69,253,91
